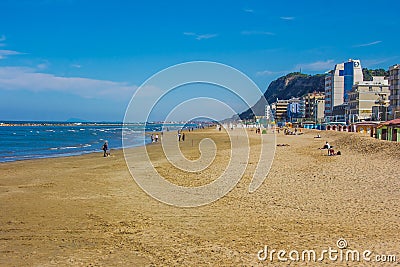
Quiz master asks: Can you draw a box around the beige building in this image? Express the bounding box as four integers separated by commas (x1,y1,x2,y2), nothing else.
314,99,325,123
303,92,324,121
273,99,289,122
388,64,400,119
347,77,389,122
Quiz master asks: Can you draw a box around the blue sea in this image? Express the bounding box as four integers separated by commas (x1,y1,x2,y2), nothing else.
0,122,196,162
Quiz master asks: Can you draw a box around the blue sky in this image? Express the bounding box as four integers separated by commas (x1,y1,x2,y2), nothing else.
0,0,399,121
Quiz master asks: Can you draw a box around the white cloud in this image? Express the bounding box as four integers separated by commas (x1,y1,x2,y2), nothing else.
196,33,217,40
256,70,287,76
36,63,48,70
0,66,136,101
353,40,382,47
0,50,23,59
241,31,275,36
0,35,6,47
295,59,335,72
244,9,254,13
37,60,50,70
183,32,218,40
280,16,295,20
71,64,82,68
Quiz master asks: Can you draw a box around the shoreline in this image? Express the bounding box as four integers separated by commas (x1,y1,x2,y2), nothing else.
0,126,396,164
0,127,207,164
0,122,212,163
0,141,147,164
0,121,208,127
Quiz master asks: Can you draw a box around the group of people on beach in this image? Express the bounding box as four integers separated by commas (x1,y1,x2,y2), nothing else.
321,141,341,156
283,127,302,135
178,130,185,141
150,133,160,143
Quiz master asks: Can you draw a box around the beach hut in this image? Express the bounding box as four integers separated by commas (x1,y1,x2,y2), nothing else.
376,119,400,142
352,122,380,138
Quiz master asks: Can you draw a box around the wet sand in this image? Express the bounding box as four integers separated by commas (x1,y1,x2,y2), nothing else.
0,128,399,266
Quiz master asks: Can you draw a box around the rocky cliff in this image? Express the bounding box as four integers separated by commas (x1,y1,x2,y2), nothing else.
240,72,325,119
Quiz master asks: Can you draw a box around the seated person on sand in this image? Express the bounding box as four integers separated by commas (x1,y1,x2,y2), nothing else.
321,141,330,150
314,134,321,138
328,148,341,156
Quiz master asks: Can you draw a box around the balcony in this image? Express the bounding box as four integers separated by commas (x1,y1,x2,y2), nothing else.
389,95,400,101
390,74,400,81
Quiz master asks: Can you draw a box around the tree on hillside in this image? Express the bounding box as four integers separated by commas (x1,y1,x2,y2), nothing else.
362,68,389,81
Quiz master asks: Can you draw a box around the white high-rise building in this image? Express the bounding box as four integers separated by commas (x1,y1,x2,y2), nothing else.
324,59,363,121
324,63,344,117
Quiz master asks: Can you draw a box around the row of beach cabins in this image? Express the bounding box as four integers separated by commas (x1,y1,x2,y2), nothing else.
313,119,400,142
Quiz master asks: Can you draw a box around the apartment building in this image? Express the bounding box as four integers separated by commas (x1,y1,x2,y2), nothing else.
347,77,389,122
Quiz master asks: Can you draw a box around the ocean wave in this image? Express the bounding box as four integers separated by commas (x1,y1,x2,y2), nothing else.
59,146,79,150
0,123,194,163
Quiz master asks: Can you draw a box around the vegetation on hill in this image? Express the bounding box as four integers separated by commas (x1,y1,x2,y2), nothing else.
362,68,388,81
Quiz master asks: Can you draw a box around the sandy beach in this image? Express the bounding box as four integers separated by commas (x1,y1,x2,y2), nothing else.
1,128,399,266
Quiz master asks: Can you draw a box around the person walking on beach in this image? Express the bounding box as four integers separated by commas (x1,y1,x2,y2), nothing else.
155,134,159,142
102,141,109,157
178,131,181,141
182,132,185,141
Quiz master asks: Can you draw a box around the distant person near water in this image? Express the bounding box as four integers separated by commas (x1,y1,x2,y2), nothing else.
102,141,110,157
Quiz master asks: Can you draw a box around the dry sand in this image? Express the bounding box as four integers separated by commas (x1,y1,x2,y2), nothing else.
0,128,399,266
